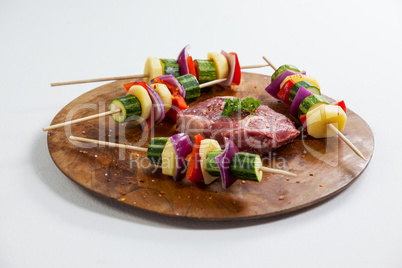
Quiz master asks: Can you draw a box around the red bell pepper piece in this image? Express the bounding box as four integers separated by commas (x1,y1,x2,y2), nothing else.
152,77,179,94
299,113,307,129
229,52,241,85
185,134,204,183
187,56,197,77
194,60,200,81
153,77,188,121
165,93,188,121
333,100,347,113
123,81,147,92
277,80,294,105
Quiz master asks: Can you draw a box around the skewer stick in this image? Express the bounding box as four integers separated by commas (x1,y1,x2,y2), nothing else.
199,78,227,88
50,64,269,87
240,64,269,69
259,167,296,177
262,56,277,71
68,136,297,176
263,56,366,161
51,74,148,87
42,109,121,132
328,124,366,161
69,135,148,152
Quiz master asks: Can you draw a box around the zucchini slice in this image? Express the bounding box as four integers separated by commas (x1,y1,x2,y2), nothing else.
298,95,329,117
195,59,216,84
110,95,142,123
199,139,221,185
205,150,223,177
289,81,321,103
147,137,169,165
160,59,180,77
271,64,300,82
176,74,200,104
230,153,263,182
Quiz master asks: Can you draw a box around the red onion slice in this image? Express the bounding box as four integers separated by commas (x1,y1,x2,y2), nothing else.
289,86,312,117
177,45,191,75
265,69,306,99
170,133,193,181
215,137,240,189
219,50,236,87
151,74,185,99
145,83,165,124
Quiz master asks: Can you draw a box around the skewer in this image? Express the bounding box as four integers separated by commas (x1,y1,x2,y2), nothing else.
259,167,296,177
68,135,297,177
240,64,269,69
69,135,147,152
42,109,121,132
262,56,366,161
51,64,270,87
51,74,148,87
43,77,233,131
262,56,277,71
328,125,367,161
199,78,227,88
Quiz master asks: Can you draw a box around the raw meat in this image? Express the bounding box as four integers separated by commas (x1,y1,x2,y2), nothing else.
176,97,300,155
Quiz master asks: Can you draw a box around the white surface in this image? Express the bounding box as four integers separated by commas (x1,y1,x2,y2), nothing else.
1,0,401,267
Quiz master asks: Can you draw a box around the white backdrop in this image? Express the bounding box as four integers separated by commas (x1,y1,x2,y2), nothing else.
1,0,401,267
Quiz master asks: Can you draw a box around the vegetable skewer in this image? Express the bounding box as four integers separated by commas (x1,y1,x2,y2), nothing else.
68,135,296,189
262,57,366,161
43,76,227,132
50,65,267,87
51,45,268,87
45,48,249,131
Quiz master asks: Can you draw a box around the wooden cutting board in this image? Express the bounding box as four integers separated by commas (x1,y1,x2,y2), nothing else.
47,72,374,220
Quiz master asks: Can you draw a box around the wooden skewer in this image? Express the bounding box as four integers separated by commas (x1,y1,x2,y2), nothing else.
50,64,269,87
51,74,149,87
240,64,269,69
328,124,366,161
69,135,147,152
68,135,297,177
262,56,277,71
263,56,366,161
259,167,296,177
199,78,227,88
42,109,121,132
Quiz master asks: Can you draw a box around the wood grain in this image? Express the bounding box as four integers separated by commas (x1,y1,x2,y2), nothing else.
46,72,374,220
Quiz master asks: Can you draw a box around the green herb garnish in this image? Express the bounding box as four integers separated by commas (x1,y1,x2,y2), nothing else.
221,98,242,117
241,97,262,115
221,97,262,117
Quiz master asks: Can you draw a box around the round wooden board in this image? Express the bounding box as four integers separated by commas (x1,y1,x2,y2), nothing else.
47,72,374,221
